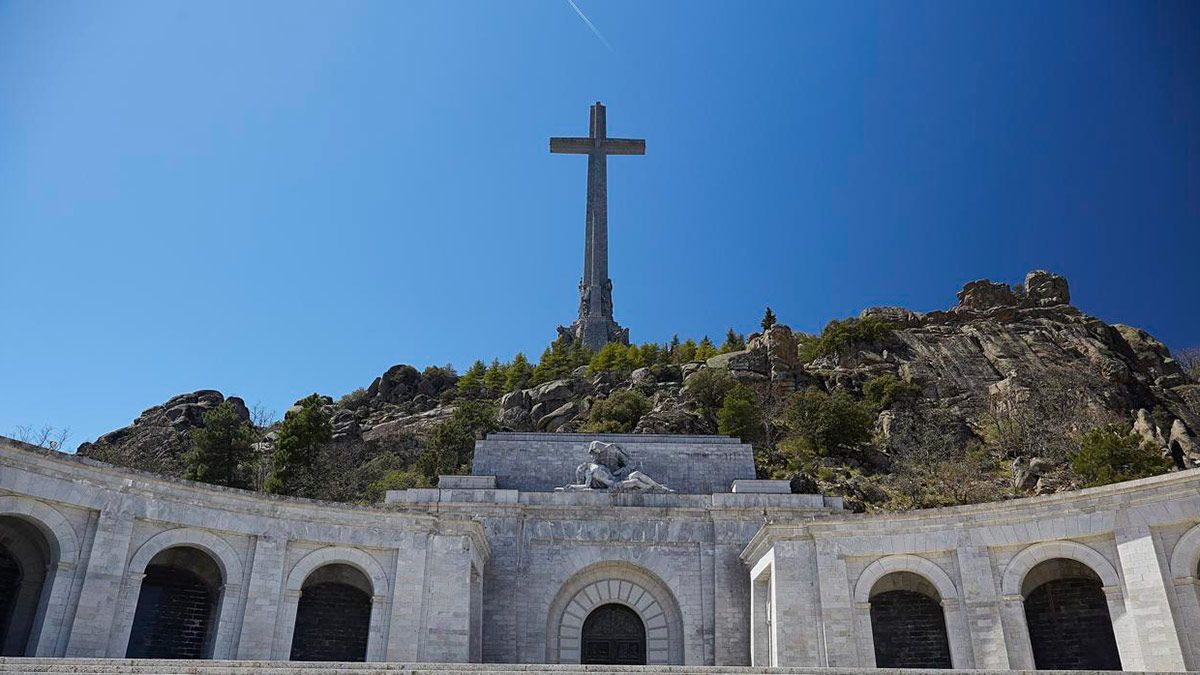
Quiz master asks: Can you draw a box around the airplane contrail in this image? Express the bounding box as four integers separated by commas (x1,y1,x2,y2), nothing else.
565,0,614,53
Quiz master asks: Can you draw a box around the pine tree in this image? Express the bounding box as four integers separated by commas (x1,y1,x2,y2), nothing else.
761,307,777,331
265,394,332,496
504,353,533,391
718,384,763,444
720,328,746,353
483,358,507,397
457,360,488,398
695,336,718,361
183,401,254,488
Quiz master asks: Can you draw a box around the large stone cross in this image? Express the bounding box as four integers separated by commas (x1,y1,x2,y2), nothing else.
550,101,644,349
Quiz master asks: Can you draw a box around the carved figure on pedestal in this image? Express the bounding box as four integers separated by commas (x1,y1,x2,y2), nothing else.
558,440,673,493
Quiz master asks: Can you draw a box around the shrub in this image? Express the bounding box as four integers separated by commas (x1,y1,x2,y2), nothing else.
581,390,651,433
783,387,873,456
799,317,898,361
364,470,431,503
717,384,763,444
862,374,922,411
1071,424,1172,487
684,367,735,413
336,387,369,408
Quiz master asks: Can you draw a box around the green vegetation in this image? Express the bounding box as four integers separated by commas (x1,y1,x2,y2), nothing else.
685,367,736,413
782,387,874,457
862,374,922,411
265,394,333,496
1070,424,1172,487
580,390,651,433
414,401,498,481
531,337,593,385
588,342,643,377
760,307,777,331
719,328,746,353
695,337,717,361
717,384,762,444
457,360,489,398
182,401,255,488
799,317,898,361
363,469,431,504
505,353,533,391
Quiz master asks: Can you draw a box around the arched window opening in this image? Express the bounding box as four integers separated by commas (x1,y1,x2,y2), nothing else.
290,563,372,662
868,571,951,668
1022,558,1121,671
0,516,53,656
126,546,222,659
581,603,645,665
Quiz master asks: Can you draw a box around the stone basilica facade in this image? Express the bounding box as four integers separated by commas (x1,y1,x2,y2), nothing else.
2,431,1200,671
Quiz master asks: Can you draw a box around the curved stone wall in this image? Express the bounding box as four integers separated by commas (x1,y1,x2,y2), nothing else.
0,437,488,662
4,434,1200,671
743,467,1200,672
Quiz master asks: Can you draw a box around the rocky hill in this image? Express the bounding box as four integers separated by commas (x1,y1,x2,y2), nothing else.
76,270,1200,510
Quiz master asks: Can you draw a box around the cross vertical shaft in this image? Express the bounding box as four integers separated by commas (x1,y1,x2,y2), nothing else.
550,101,644,350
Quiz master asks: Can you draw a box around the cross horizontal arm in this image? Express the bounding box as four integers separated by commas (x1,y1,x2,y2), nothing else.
550,137,592,154
550,137,646,155
601,138,645,155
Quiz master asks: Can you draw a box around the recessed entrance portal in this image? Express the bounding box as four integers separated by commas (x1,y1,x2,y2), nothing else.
126,546,222,659
289,563,372,662
581,603,645,665
0,516,54,656
1022,558,1120,670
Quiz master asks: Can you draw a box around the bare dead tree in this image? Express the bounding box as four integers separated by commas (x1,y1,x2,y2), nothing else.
1177,347,1200,383
982,368,1120,463
247,403,279,492
13,424,70,452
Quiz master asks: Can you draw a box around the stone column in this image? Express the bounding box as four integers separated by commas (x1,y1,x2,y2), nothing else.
1114,516,1187,670
386,531,429,661
997,594,1035,670
235,533,287,659
813,538,857,666
765,538,824,667
33,560,78,656
1103,584,1144,670
955,542,1010,668
64,508,134,657
1171,576,1200,669
419,533,474,662
103,571,145,657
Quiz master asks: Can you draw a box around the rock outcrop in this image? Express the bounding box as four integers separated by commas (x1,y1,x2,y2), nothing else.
77,270,1199,507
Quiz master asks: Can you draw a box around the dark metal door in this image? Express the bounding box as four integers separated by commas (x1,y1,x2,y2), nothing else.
581,603,646,665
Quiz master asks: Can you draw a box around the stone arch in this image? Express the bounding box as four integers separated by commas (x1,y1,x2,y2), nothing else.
1003,542,1124,671
0,497,79,566
114,528,245,659
125,546,224,659
1169,523,1200,580
1001,541,1120,597
851,555,970,668
546,561,684,665
128,528,243,584
278,547,391,662
0,498,80,656
853,554,959,604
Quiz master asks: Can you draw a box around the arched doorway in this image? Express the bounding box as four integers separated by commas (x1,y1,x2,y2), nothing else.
868,571,952,668
126,546,223,658
290,563,372,662
0,516,54,656
1022,558,1121,670
581,603,646,665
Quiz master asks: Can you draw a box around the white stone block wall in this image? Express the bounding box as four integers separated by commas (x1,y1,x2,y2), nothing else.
742,469,1200,672
0,438,489,662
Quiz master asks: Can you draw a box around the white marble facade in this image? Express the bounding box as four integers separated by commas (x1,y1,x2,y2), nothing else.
3,432,1200,671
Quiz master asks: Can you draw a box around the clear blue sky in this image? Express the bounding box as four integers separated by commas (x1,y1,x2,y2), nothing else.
1,1,1197,448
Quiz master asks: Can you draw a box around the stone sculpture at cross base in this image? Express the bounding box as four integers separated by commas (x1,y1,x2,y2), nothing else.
558,440,674,493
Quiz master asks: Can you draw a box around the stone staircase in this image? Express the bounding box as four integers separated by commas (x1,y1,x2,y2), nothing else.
0,661,1160,675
